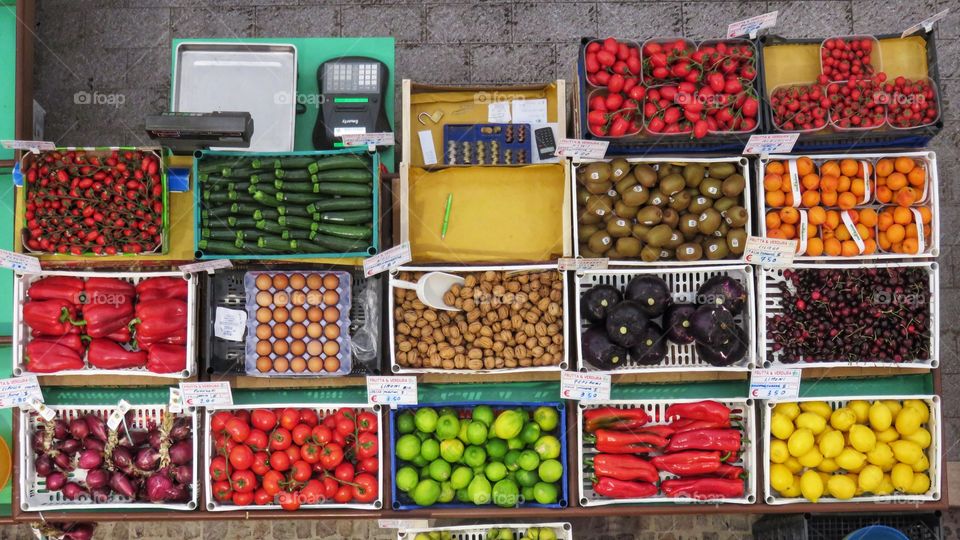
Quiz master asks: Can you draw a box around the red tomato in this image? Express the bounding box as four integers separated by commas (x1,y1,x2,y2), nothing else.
291,460,312,482
299,409,319,427
231,469,256,493
292,424,312,446
212,480,233,502
322,414,337,430
322,477,339,499
279,490,300,511
262,470,283,496
300,479,324,505
319,442,344,470
301,443,321,464
358,456,379,473
334,462,355,483
311,425,332,445
229,444,254,471
252,451,271,476
225,417,251,443
233,410,251,425
334,485,353,504
356,431,378,460
330,431,346,447
231,490,254,506
251,409,277,431
210,411,233,432
245,429,268,452
279,408,301,430
356,411,378,433
214,433,237,457
270,427,292,451
352,473,378,503
209,456,228,482
254,488,273,505
284,445,301,464
270,450,291,472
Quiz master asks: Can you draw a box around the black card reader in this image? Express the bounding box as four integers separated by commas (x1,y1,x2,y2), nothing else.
312,56,391,149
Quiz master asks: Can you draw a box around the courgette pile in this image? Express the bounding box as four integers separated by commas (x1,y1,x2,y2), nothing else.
197,154,375,255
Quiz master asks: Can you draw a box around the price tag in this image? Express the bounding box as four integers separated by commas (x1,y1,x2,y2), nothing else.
902,9,949,37
488,102,512,123
179,381,233,408
750,368,801,400
366,376,417,406
341,132,395,147
363,242,412,278
556,139,609,159
418,130,438,165
558,257,609,271
168,387,183,414
511,98,548,124
214,307,247,342
180,259,232,274
743,133,799,155
0,249,41,273
560,371,611,402
727,10,779,38
743,236,796,267
378,520,430,530
30,399,56,422
107,400,132,430
0,374,44,409
1,140,55,152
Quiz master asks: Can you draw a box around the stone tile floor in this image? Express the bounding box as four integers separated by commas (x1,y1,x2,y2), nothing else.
13,0,960,537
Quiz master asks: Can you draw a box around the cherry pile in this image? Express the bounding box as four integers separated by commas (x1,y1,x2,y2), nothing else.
768,267,931,364
821,37,875,80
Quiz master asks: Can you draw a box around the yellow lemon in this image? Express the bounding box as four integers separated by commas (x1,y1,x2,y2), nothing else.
827,474,857,500
848,400,870,423
800,470,824,503
881,400,902,417
835,447,866,471
770,413,795,440
783,457,804,474
895,406,922,436
773,402,801,421
869,402,893,431
796,412,827,435
849,424,877,453
815,425,835,443
818,430,844,458
780,475,802,497
817,457,840,473
866,442,895,469
829,407,857,431
904,427,931,449
908,472,931,494
769,463,794,492
891,463,914,491
817,471,832,485
890,440,923,465
770,439,789,463
912,454,930,473
788,428,814,457
902,399,930,422
800,401,833,419
876,427,900,443
858,464,883,492
798,447,824,468
876,474,894,495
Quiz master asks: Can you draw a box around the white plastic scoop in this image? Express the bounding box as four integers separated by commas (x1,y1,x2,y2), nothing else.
393,272,465,311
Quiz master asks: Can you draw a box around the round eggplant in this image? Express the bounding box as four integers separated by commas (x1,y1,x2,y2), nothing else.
695,326,748,366
580,284,623,323
628,322,668,365
690,304,738,348
664,303,697,344
696,275,747,316
604,301,650,348
581,325,628,369
624,276,672,318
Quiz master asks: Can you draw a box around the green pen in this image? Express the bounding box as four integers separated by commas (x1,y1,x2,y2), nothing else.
441,193,453,239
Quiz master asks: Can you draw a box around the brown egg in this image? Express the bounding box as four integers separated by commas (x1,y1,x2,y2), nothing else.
255,274,272,290
255,340,272,356
272,274,289,289
290,323,307,340
290,356,307,373
256,307,272,323
307,357,324,372
322,274,340,290
323,324,341,340
307,340,324,356
291,290,307,305
273,357,289,372
273,307,289,323
289,273,306,290
323,356,341,373
273,324,289,339
273,340,289,356
256,324,272,340
306,290,323,306
290,340,306,357
307,306,324,322
322,289,340,306
306,273,323,290
323,306,340,323
290,306,307,323
307,322,324,339
273,291,289,306
322,340,340,357
256,356,272,373
256,291,273,307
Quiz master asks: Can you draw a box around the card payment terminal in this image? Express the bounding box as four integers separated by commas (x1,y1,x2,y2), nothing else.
312,56,391,149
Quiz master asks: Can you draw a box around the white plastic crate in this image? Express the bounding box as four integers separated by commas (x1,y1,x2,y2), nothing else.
762,394,941,505
388,264,569,374
203,403,383,511
756,151,940,260
19,404,199,512
571,156,752,267
12,270,198,378
574,265,755,373
577,398,757,506
757,262,939,369
398,522,573,540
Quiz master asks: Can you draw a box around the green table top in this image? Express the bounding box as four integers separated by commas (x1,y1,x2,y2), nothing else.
0,5,17,161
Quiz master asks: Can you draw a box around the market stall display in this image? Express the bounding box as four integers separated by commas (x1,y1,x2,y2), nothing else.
397,523,572,540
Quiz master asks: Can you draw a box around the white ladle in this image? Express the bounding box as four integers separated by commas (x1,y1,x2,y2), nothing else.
393,272,465,311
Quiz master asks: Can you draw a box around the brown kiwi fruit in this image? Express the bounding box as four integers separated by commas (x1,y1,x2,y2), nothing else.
579,210,602,225
632,164,658,187
727,228,747,255
578,223,601,240
688,195,712,214
616,237,642,257
699,179,723,199
698,208,722,235
586,194,613,216
621,184,649,206
708,162,736,179
614,201,639,220
659,247,676,260
585,179,612,195
713,197,738,212
704,237,730,259
679,213,700,238
606,248,623,259
635,206,663,226
723,205,749,227
610,158,631,181
676,242,704,261
715,222,729,237
645,224,673,248
721,173,746,197
640,245,662,262
682,164,706,187
577,187,591,206
583,162,612,182
659,174,685,196
580,245,601,258
615,174,638,194
632,223,652,241
665,229,685,249
588,230,614,253
669,190,692,211
606,218,633,237
647,189,667,207
657,163,676,179
660,208,679,229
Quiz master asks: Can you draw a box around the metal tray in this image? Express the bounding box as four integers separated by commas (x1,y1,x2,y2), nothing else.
172,42,297,152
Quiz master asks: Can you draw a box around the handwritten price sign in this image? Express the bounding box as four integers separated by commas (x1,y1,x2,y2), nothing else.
727,11,778,38
561,371,611,402
750,368,801,400
179,382,233,407
743,133,799,155
743,236,796,267
367,376,418,406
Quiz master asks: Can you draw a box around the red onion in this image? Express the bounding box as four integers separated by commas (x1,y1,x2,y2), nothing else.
110,446,132,469
89,487,111,505
126,430,149,446
164,483,189,502
84,468,109,490
54,452,74,471
45,471,67,491
82,437,105,452
35,454,54,477
63,523,96,540
53,420,69,440
69,418,89,440
135,447,160,471
109,472,136,499
77,449,103,470
169,440,192,465
62,482,87,500
31,431,45,452
84,415,107,442
170,418,192,441
148,430,163,450
171,465,192,485
58,438,81,455
145,473,174,502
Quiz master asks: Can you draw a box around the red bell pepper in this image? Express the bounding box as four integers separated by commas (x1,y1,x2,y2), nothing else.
670,418,731,433
136,277,188,302
104,326,132,343
651,451,722,476
145,344,186,373
593,477,658,499
30,334,87,356
24,340,85,373
590,454,659,482
23,300,81,336
138,328,187,347
666,429,742,453
592,429,668,454
76,302,134,338
87,339,147,369
83,277,134,306
27,276,84,303
661,477,744,500
665,400,731,423
584,407,649,432
131,300,187,343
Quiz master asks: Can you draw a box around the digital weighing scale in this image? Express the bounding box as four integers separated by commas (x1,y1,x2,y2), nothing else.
312,56,391,149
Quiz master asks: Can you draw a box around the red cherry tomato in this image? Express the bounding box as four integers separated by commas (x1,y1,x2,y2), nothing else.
211,411,233,432
301,443,321,464
358,456,379,474
311,425,333,445
356,431,378,460
353,473,379,503
254,488,273,505
262,470,283,496
212,480,233,502
334,485,353,504
284,445,301,464
279,408,301,430
270,427,292,451
319,442,344,470
252,451,271,476
245,429,268,452
322,476,339,499
279,490,301,511
299,409,319,427
334,462,355,483
356,412,378,433
300,479,324,505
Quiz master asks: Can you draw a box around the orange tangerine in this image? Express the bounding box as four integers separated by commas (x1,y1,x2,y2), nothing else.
841,240,860,257
766,211,782,230
781,223,796,238
840,159,859,177
918,207,932,224
796,157,815,176
779,206,800,224
875,185,893,203
851,178,865,198
837,192,857,209
820,175,839,192
824,238,842,256
768,228,787,239
802,173,820,190
894,156,915,174
820,160,841,178
801,191,821,207
903,238,919,254
766,190,785,207
876,159,894,177
806,238,824,256
907,166,925,187
886,224,906,243
825,210,841,230
820,191,838,206
764,173,783,192
767,161,785,175
893,206,912,225
887,172,908,191
808,206,827,225
859,208,878,227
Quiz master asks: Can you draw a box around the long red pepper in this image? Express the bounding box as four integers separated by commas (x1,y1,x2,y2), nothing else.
666,429,742,453
661,478,744,500
87,339,147,369
593,477,658,499
713,464,745,480
670,418,731,433
665,401,731,423
651,451,722,476
27,276,84,303
593,429,668,453
30,335,87,356
590,454,659,483
583,407,649,432
24,341,84,373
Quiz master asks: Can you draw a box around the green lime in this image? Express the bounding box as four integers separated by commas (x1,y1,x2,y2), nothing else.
521,485,536,503
467,474,492,505
492,478,520,508
440,438,465,463
410,455,429,468
504,449,522,471
472,405,495,427
420,438,441,461
514,408,530,421
534,435,561,460
485,438,507,460
438,407,457,418
429,459,452,482
493,410,524,439
438,480,455,503
463,445,487,468
414,408,439,433
450,466,473,489
514,468,539,488
533,481,558,504
466,420,489,445
419,465,430,479
507,437,525,450
436,413,461,440
489,530,513,540
484,461,507,482
533,406,559,432
415,431,431,442
456,487,470,503
397,412,416,434
518,449,540,471
457,421,471,444
395,466,419,492
538,459,563,483
520,422,541,445
395,434,421,461
411,479,441,506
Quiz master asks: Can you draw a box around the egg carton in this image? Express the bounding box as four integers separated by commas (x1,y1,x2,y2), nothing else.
762,395,941,505
574,265,755,373
397,522,573,540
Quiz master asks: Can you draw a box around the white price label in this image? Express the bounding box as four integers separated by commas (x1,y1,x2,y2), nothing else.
511,98,548,125
743,236,796,267
488,102,512,123
727,10,779,38
179,382,233,407
558,257,609,271
418,130,438,166
750,368,801,400
214,307,247,342
0,374,44,409
180,259,232,274
902,9,949,37
363,242,412,278
341,132,395,147
1,140,55,152
168,387,183,414
561,371,611,402
107,400,132,430
378,520,430,530
0,249,41,273
744,133,799,155
366,376,417,406
555,139,609,159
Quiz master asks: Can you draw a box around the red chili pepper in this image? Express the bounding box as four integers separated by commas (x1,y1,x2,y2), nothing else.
27,276,84,303
666,429,742,453
135,276,188,302
24,340,85,373
145,344,186,374
83,277,134,306
593,477,658,499
131,300,187,343
651,451,722,476
87,339,147,369
30,334,87,356
639,425,676,439
660,477,744,500
76,302,134,338
670,418,731,433
584,407,649,432
665,400,731,423
592,429,668,454
23,300,81,336
589,454,659,483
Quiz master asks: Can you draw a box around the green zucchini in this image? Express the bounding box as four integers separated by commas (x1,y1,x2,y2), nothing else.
228,181,251,192
305,234,367,253
205,190,250,204
315,183,371,197
277,206,314,218
274,180,320,193
253,209,281,221
201,228,237,241
307,197,372,213
314,223,373,240
320,209,373,225
222,167,258,178
198,239,245,254
249,182,279,196
282,229,315,241
199,175,232,185
228,216,259,228
314,169,372,183
232,203,261,215
252,191,282,208
278,215,319,231
234,240,284,254
255,220,284,234
250,172,277,184
202,206,234,219
197,160,237,174
258,236,297,251
275,169,315,181
315,155,370,172
275,191,318,204
276,157,321,172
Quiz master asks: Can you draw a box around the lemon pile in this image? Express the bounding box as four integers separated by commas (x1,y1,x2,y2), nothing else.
768,399,933,502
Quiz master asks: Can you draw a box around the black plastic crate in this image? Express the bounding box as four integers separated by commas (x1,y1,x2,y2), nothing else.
200,262,383,377
757,32,943,152
753,512,942,540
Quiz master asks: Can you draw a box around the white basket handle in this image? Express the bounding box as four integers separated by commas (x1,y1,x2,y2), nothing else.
841,211,865,254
